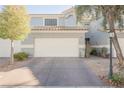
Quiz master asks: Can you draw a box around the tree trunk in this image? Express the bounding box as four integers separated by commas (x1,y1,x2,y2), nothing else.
112,33,124,66
108,11,124,66
10,40,14,64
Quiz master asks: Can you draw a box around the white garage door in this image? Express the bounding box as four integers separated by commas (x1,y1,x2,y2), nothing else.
35,38,79,57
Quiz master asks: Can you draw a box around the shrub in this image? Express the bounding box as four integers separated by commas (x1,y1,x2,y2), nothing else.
90,48,97,56
90,47,108,58
101,47,108,58
111,73,124,86
14,52,29,61
97,48,102,56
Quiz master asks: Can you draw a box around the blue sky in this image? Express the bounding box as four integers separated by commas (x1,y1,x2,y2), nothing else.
0,5,72,14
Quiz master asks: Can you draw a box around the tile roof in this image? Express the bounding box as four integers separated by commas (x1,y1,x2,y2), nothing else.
31,26,87,31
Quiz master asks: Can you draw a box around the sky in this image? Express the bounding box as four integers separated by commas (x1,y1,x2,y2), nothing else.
0,5,72,14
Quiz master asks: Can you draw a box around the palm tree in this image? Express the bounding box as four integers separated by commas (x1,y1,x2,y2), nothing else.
75,5,124,66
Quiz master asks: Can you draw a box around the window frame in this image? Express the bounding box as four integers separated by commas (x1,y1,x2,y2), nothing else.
44,18,57,26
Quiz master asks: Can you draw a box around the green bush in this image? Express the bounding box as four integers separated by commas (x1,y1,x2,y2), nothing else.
101,47,108,58
90,47,108,58
90,48,97,56
111,73,124,85
14,52,29,61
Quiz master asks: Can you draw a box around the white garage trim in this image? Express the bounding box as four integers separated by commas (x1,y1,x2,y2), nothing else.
34,38,79,57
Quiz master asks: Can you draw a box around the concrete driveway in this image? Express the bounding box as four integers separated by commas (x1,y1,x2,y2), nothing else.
0,57,106,87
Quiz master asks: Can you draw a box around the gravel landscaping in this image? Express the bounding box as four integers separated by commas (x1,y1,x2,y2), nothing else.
83,56,118,77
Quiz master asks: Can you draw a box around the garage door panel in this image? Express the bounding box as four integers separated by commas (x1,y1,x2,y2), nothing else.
35,38,79,57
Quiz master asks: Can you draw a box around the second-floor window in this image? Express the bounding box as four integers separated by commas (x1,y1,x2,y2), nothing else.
45,19,57,26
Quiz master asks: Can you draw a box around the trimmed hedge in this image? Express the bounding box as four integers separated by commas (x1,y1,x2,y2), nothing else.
90,47,109,58
14,52,29,61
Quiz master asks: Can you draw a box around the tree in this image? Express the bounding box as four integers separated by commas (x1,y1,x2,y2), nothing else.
0,5,30,64
75,5,124,66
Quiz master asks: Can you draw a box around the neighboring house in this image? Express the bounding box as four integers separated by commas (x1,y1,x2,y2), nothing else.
0,7,88,57
86,18,124,57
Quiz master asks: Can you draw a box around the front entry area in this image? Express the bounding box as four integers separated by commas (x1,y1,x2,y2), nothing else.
34,38,79,57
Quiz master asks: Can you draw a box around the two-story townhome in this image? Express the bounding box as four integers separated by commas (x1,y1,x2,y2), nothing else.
0,7,87,57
